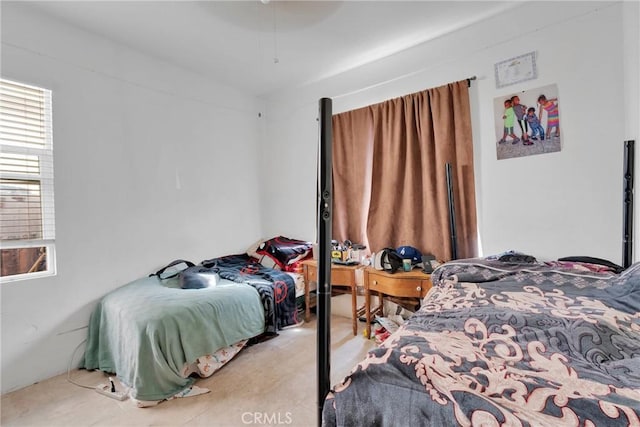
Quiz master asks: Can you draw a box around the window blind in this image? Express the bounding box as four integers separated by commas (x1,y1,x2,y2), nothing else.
0,78,55,279
0,80,49,149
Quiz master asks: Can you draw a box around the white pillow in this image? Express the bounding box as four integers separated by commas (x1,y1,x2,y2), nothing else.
246,238,265,259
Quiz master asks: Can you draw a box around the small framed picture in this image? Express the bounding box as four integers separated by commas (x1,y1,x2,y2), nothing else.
494,51,537,88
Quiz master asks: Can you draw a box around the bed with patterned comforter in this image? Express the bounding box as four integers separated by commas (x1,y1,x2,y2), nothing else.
202,253,300,332
323,258,640,426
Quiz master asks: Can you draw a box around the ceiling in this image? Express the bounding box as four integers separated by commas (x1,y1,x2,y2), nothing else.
23,1,516,98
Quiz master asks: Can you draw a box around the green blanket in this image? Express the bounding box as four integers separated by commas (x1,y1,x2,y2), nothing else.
83,275,265,401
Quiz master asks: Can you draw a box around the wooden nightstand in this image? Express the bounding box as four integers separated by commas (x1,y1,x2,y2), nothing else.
364,267,432,338
302,259,361,336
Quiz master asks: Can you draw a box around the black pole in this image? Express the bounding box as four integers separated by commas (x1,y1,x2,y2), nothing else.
623,140,635,269
446,163,458,260
317,97,332,425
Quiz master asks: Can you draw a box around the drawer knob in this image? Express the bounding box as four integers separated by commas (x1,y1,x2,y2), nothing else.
373,280,378,285
416,286,421,291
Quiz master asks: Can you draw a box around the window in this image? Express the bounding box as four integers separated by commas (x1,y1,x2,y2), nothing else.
0,78,56,281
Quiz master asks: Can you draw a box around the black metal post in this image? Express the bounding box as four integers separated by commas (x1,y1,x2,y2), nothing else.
446,163,458,260
623,140,635,269
317,97,332,425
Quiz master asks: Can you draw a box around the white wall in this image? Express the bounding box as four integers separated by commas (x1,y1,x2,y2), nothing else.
1,3,264,393
264,1,639,264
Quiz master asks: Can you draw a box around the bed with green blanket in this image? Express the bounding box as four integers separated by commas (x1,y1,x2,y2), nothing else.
82,274,265,403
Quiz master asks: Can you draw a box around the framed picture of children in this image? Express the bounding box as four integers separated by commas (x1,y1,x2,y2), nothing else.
493,83,561,160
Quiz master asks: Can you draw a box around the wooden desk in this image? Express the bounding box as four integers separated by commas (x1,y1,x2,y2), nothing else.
364,267,432,338
302,260,360,336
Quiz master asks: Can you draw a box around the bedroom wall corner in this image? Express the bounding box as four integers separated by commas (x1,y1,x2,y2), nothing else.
623,0,640,264
263,1,628,263
260,99,319,243
0,3,264,394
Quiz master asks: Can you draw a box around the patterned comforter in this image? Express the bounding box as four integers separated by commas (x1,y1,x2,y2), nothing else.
323,258,640,426
202,254,299,333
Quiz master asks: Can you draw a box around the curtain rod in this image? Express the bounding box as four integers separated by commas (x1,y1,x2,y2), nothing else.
333,74,477,100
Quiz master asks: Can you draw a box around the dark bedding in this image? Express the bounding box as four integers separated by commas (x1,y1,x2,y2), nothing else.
323,258,640,426
202,254,299,333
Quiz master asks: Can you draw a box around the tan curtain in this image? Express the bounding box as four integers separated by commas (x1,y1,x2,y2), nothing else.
332,80,477,261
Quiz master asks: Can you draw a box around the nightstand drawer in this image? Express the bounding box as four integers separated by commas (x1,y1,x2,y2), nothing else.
305,264,354,286
367,272,430,298
331,268,356,285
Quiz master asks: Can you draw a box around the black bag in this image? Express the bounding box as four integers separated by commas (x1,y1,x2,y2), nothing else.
373,248,404,273
151,259,195,279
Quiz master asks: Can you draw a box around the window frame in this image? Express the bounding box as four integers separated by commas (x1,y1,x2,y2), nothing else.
0,78,56,282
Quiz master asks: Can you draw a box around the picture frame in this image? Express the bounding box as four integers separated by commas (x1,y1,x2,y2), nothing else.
493,83,561,160
494,51,537,88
